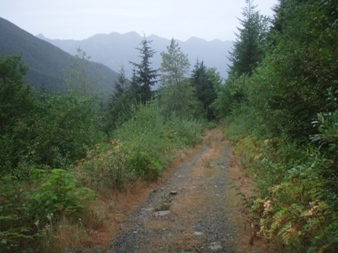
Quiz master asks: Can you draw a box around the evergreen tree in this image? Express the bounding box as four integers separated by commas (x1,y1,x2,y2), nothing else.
228,0,269,76
215,0,269,119
0,55,35,133
190,60,218,120
160,38,190,86
130,37,158,104
112,65,129,100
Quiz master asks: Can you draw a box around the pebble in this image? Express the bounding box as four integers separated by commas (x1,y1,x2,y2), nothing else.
209,244,223,250
169,191,178,195
153,210,170,217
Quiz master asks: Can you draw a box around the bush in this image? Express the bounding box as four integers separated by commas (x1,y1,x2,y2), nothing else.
0,169,95,253
75,140,131,191
76,102,204,191
252,160,338,252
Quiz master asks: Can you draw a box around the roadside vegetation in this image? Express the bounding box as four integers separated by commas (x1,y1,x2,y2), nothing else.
213,0,338,252
0,36,218,252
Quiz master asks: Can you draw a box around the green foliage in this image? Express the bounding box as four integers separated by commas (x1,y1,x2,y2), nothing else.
0,178,36,252
0,51,204,252
78,102,203,190
0,55,36,133
213,74,249,120
106,79,137,134
160,38,190,86
311,110,338,199
30,169,95,220
0,169,94,252
157,79,202,120
30,92,103,167
112,65,129,98
0,55,104,176
240,0,338,140
252,160,338,252
228,0,269,76
218,2,338,250
76,140,130,191
64,48,96,95
0,55,37,174
130,37,158,104
126,151,161,181
190,61,219,120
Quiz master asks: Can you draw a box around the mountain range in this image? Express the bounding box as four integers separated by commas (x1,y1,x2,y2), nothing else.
0,16,233,94
0,17,118,93
37,32,233,80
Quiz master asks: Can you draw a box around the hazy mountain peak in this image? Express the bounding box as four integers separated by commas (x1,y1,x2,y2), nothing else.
36,33,46,39
37,31,233,79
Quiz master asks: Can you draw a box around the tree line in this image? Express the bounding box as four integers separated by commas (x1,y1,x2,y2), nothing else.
213,0,338,252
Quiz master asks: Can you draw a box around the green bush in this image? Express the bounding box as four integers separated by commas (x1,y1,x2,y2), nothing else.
76,140,131,191
0,169,95,253
77,102,203,191
30,169,95,221
126,151,161,181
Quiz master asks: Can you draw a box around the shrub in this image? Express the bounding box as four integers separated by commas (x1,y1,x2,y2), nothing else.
0,169,95,253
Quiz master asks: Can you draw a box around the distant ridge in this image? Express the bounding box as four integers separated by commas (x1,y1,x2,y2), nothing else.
37,32,233,79
0,17,118,93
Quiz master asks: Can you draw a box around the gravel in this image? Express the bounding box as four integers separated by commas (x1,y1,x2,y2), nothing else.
108,129,242,253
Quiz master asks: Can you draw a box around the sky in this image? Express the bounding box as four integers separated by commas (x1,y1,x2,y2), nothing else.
0,0,278,42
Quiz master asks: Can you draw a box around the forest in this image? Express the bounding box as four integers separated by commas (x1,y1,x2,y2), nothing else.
1,0,337,252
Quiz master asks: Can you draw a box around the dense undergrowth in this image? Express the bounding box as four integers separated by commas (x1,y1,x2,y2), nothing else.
0,101,204,253
214,1,338,252
0,46,207,252
225,115,338,252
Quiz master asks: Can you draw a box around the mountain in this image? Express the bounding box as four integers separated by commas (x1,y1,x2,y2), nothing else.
37,32,233,80
0,18,118,93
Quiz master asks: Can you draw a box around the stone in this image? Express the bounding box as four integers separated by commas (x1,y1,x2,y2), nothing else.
208,244,223,250
153,210,170,217
169,191,178,195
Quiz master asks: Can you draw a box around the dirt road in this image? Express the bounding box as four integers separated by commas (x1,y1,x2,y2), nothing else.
104,129,260,253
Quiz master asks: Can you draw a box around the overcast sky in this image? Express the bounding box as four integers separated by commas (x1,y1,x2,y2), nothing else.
0,0,278,42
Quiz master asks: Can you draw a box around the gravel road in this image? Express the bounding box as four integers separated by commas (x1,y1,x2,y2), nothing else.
107,129,247,253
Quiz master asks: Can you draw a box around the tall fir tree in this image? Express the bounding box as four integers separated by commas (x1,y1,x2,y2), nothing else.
228,0,269,76
130,37,157,104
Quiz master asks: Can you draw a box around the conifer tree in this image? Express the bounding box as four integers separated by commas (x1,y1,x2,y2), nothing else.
0,55,35,133
228,0,269,76
130,37,157,104
112,65,128,100
190,60,218,120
